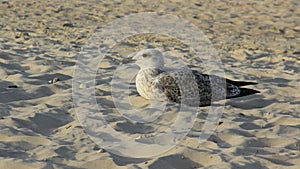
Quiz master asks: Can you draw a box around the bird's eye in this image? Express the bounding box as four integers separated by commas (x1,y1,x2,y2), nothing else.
142,54,148,58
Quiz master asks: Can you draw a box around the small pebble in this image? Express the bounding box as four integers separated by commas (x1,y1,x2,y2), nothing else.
63,23,74,27
194,2,202,6
49,77,60,84
192,15,199,19
97,149,106,153
79,83,85,89
239,113,245,116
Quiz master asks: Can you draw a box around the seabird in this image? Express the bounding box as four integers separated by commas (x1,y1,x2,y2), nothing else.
125,49,259,106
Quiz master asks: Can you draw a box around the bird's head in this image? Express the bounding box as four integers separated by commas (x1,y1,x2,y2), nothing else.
126,49,165,69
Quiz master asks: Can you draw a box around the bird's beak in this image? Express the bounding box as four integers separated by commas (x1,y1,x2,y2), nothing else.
122,57,136,64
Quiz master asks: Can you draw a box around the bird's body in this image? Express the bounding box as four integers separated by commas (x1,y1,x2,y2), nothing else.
130,49,259,106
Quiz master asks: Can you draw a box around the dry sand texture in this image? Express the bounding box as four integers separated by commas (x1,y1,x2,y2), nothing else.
0,0,300,168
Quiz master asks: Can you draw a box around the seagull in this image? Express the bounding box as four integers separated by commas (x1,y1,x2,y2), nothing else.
124,49,259,106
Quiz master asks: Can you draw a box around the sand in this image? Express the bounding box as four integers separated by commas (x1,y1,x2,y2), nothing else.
0,0,299,168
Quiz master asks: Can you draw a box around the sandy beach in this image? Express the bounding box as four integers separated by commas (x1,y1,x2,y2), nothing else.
0,0,299,168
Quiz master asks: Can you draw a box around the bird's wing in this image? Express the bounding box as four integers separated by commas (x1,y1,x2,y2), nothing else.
152,71,181,103
152,69,201,105
151,69,259,106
